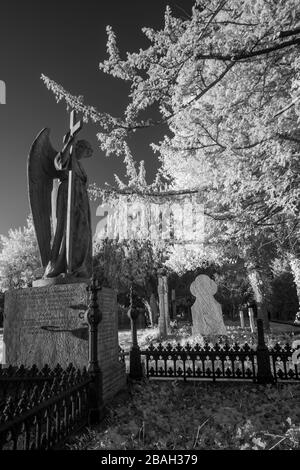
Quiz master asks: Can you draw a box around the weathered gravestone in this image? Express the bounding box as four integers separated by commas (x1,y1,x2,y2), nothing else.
239,309,245,328
3,283,126,403
190,274,227,336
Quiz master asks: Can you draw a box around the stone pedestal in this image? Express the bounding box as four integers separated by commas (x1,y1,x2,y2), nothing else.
3,283,126,403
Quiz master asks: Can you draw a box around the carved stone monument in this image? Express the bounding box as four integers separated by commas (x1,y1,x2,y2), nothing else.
3,284,126,403
28,110,92,285
190,274,227,336
3,112,126,402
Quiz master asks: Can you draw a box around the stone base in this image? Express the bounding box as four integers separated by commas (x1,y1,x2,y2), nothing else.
32,275,90,287
3,283,126,403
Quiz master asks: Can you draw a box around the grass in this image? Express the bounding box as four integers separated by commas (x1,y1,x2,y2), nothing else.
65,380,300,450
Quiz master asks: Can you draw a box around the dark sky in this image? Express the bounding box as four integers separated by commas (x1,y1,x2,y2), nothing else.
0,0,195,237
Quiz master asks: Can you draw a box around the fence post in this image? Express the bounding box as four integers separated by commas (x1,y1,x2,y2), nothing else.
127,285,143,379
85,277,104,424
256,319,274,385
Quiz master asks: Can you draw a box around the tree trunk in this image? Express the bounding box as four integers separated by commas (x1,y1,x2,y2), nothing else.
158,274,170,337
149,293,159,326
247,268,270,330
288,254,300,322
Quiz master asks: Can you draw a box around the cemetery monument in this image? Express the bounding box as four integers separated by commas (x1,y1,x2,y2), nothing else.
3,111,126,402
190,274,227,336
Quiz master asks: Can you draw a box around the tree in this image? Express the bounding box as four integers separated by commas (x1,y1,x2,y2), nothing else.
93,237,162,290
269,257,299,320
0,291,4,327
41,0,300,325
93,237,164,325
0,216,40,290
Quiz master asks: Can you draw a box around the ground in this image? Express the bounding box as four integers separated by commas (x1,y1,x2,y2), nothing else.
64,320,300,451
118,320,300,353
2,321,300,450
65,380,300,450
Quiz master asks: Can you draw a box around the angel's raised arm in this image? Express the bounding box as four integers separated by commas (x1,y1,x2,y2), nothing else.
54,132,73,171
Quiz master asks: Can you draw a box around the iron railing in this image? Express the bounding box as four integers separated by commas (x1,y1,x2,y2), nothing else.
141,342,258,381
0,363,91,450
140,343,300,383
125,318,300,384
0,364,55,402
269,343,300,381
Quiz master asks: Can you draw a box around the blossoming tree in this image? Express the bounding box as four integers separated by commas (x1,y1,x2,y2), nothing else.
41,0,300,325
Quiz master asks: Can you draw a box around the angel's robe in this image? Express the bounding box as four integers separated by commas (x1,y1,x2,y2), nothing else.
44,152,92,279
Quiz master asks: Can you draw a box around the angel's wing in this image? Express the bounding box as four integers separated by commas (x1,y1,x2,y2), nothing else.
28,128,60,268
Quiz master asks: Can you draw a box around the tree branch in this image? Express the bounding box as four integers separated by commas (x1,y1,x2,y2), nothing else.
277,27,300,39
195,37,300,62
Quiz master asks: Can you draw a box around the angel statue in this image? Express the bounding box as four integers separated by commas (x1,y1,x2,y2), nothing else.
28,112,93,284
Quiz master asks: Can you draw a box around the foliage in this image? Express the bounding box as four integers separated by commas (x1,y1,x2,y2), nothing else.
269,272,299,320
0,216,40,290
66,381,300,450
213,268,252,317
93,238,164,292
41,0,300,228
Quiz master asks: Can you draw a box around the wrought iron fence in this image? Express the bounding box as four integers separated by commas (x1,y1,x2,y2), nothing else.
140,342,300,383
0,363,91,450
269,343,300,381
0,364,60,402
141,342,258,381
125,318,300,384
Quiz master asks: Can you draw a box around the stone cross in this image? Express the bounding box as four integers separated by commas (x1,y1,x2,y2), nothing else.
64,110,83,274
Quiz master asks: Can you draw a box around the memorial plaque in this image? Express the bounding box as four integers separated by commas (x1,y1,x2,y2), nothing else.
3,283,126,402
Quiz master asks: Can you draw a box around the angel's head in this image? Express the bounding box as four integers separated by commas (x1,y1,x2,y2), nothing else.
75,139,93,160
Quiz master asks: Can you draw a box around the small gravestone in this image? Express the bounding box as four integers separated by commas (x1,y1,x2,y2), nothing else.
239,310,245,328
248,307,255,333
190,274,227,336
